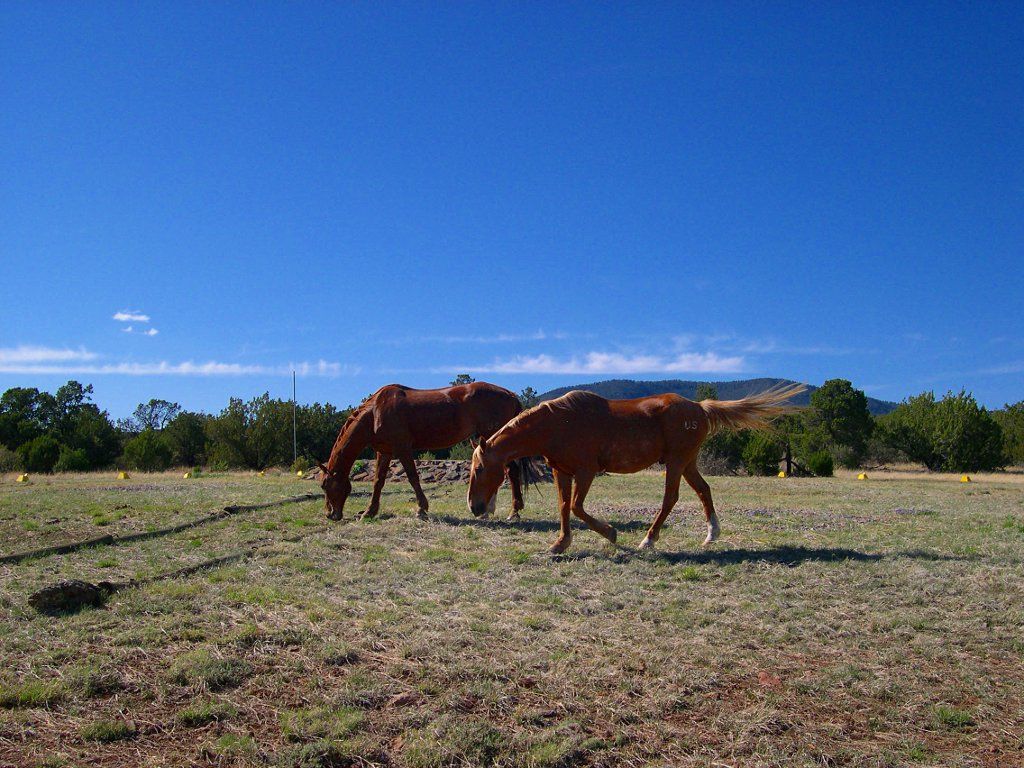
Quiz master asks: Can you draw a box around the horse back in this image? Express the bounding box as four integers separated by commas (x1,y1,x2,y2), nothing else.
369,381,520,451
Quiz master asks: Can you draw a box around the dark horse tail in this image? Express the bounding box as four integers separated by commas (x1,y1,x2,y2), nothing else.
699,383,806,436
512,456,547,494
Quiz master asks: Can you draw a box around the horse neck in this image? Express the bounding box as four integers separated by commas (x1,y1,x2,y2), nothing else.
491,413,547,464
328,409,371,473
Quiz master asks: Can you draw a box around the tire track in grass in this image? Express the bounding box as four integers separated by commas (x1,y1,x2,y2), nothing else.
0,492,323,565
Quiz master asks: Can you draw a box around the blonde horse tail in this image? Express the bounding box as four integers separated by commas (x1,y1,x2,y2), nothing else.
699,383,807,436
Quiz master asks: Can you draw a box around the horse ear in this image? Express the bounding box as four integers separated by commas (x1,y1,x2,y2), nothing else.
318,462,331,476
469,437,479,449
479,437,488,452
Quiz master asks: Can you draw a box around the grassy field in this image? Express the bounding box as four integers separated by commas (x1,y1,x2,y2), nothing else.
1,469,1023,767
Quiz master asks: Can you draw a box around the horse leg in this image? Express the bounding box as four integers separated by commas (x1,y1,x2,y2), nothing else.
639,461,683,549
683,461,720,545
398,454,430,521
506,460,524,522
548,468,573,554
570,470,617,545
360,451,391,520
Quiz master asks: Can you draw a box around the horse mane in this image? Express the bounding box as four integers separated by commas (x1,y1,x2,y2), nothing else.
327,390,382,464
547,390,604,410
501,390,602,433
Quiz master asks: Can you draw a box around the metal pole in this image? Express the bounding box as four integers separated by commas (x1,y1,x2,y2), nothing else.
292,370,297,464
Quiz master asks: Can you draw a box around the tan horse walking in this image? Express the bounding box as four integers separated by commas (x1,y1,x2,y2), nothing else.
320,382,527,522
468,384,804,552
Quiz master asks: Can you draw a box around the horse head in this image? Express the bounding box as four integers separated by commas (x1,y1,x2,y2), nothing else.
319,462,351,521
467,438,503,518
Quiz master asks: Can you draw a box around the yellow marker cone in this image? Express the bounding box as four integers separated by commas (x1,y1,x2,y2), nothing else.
296,470,304,477
960,475,971,483
258,470,265,477
118,471,130,480
857,472,868,480
777,470,787,478
183,472,191,479
16,474,29,483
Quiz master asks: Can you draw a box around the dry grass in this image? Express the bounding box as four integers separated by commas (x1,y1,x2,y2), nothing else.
1,470,1023,767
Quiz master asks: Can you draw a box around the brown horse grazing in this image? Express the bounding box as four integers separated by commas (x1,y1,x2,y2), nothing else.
468,384,805,553
319,382,526,522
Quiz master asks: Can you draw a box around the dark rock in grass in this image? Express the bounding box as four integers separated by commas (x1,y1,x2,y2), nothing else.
28,580,118,615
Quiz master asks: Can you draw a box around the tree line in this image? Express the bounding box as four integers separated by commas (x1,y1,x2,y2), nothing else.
697,379,1019,476
0,377,540,473
0,377,1020,475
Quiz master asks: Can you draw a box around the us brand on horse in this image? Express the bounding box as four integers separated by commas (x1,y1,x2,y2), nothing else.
468,384,805,553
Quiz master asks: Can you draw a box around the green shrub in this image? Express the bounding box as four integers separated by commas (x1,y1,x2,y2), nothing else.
806,450,834,477
403,715,503,768
448,440,474,461
933,705,975,729
0,679,64,708
0,445,20,472
54,446,90,473
169,650,251,691
291,456,312,474
66,662,121,697
177,700,236,727
17,435,61,473
805,379,874,465
831,445,860,469
699,429,750,475
80,718,135,742
164,411,209,466
742,433,779,476
206,445,236,471
994,401,1024,465
279,705,363,742
122,429,173,472
879,391,1003,471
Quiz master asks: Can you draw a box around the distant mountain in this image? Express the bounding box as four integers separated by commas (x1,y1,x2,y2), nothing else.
537,378,898,416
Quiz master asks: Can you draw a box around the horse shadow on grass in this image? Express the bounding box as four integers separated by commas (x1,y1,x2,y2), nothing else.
430,515,977,567
430,514,653,534
638,545,882,566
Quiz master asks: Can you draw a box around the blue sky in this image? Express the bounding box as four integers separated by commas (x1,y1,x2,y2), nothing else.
2,2,1022,417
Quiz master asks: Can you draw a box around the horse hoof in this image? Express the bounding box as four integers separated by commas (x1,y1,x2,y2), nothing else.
507,512,521,522
605,527,618,545
638,536,655,550
548,540,570,555
415,510,429,522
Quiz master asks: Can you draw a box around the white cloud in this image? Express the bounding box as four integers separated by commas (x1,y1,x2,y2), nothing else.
119,325,159,336
0,345,99,364
737,339,855,356
440,350,745,375
979,361,1024,375
389,329,568,345
0,358,356,377
431,330,553,344
292,359,351,377
113,310,150,323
